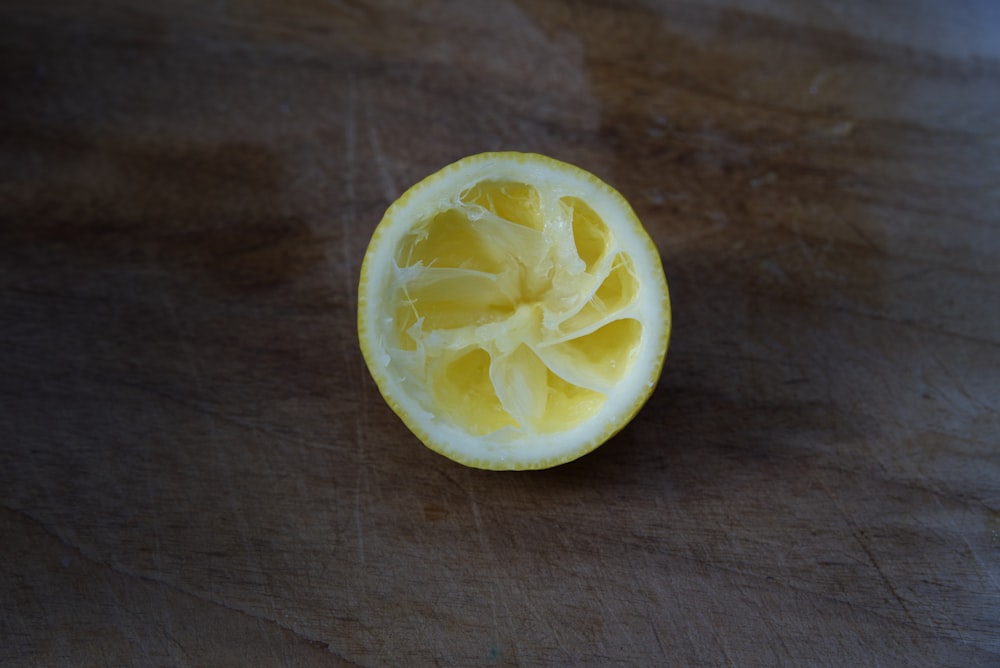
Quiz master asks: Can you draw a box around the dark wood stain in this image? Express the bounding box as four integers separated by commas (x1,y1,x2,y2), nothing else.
1,1,998,665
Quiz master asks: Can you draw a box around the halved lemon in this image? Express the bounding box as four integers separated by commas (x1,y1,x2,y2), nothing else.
358,152,670,470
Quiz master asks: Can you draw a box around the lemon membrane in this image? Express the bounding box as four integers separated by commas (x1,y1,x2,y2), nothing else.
358,153,670,469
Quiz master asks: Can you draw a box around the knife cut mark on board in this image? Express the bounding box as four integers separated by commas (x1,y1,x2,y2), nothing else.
156,285,276,623
364,83,398,202
466,472,519,663
345,72,369,579
852,530,919,628
1,505,362,664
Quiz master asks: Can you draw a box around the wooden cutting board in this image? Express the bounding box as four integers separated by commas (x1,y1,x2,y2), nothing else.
2,1,998,664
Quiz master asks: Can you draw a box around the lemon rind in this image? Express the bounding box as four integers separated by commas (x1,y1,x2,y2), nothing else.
358,152,671,470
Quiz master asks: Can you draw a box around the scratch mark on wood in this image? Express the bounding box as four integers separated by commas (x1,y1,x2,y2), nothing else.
344,71,369,597
142,441,181,664
156,286,273,617
343,70,359,308
2,504,363,665
649,623,667,659
147,288,200,665
852,530,919,628
465,472,521,663
730,287,1000,349
930,486,999,593
930,351,997,417
542,616,572,660
353,469,367,571
810,475,964,643
103,374,337,455
364,84,398,201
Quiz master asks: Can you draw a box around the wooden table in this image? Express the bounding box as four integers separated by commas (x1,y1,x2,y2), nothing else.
2,1,998,664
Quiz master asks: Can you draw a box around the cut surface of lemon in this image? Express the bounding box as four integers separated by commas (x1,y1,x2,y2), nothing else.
358,152,670,470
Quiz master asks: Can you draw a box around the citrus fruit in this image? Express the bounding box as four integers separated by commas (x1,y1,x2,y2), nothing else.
357,152,670,470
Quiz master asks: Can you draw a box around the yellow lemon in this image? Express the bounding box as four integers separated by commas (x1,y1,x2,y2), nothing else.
358,152,670,469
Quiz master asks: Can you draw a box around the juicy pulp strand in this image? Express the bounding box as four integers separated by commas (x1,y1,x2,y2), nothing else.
386,185,643,435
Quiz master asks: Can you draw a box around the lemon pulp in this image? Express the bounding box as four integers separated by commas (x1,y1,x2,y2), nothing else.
358,153,670,469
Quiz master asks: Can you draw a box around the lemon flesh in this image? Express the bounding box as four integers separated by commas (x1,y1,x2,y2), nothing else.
358,153,670,470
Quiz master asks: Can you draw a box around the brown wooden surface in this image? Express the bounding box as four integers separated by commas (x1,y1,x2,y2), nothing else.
2,0,999,665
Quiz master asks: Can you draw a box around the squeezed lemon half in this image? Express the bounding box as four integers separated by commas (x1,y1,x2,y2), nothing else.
358,152,670,469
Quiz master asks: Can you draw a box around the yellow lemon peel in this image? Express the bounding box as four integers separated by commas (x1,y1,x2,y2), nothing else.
358,152,670,470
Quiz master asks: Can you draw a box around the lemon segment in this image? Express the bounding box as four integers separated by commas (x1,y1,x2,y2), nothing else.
358,152,670,470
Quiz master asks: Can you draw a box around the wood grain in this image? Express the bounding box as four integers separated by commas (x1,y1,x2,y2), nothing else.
2,0,998,665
